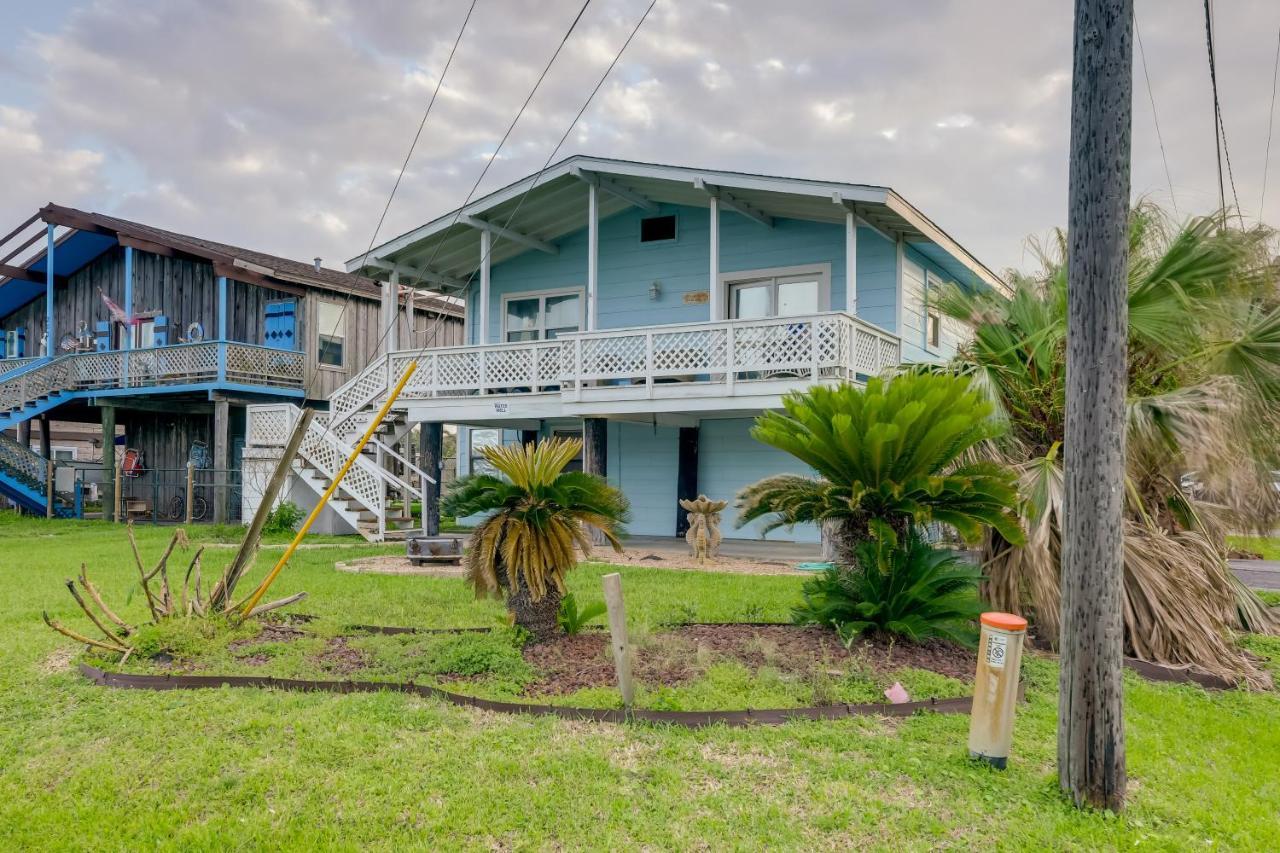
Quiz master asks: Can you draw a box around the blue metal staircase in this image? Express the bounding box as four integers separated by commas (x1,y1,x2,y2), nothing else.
0,431,76,518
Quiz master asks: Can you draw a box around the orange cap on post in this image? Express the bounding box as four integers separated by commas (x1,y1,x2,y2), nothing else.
980,612,1028,632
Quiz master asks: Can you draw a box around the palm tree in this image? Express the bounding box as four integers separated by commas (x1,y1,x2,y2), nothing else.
931,203,1280,687
735,372,1024,564
442,437,629,640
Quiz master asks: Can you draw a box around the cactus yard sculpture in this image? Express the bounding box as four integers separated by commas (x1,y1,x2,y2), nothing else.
681,495,727,563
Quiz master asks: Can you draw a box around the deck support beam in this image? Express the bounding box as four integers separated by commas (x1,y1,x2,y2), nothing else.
708,197,721,321
123,245,134,352
478,230,491,344
583,417,608,545
675,426,699,537
45,223,55,356
213,398,230,525
38,414,51,460
100,404,116,522
418,421,442,536
587,181,599,330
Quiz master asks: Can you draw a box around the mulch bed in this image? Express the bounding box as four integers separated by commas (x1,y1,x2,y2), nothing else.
519,624,977,696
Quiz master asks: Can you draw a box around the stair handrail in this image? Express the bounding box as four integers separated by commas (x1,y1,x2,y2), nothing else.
325,353,391,433
0,430,48,488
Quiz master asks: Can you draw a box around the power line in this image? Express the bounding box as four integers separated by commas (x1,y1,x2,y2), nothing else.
1261,22,1280,221
358,0,656,386
1134,12,1178,219
299,0,477,403
1202,0,1243,227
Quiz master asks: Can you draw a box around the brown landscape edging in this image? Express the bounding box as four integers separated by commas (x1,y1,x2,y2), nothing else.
77,662,1025,728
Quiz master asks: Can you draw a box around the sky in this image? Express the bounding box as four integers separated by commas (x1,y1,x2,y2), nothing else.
0,0,1277,277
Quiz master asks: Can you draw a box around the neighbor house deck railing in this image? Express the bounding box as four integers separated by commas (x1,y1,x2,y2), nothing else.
326,312,900,415
0,342,305,414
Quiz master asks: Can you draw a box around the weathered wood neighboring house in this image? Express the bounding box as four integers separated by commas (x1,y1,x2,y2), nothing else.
0,204,462,522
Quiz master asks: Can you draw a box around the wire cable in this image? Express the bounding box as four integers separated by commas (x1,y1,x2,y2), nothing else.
1261,21,1280,221
1203,0,1243,226
1134,12,1178,219
299,0,476,403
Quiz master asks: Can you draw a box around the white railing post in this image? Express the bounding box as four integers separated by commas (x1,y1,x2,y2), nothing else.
431,352,440,398
645,332,654,398
810,318,821,379
478,349,487,396
726,325,736,393
574,338,583,401
531,345,540,392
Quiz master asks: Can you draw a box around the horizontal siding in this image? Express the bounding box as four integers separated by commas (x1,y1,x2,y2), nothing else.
697,417,819,543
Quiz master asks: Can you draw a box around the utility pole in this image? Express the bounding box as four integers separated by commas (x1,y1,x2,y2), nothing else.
1060,0,1132,811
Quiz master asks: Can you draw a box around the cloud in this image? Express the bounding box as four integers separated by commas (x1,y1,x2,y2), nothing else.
0,0,1277,277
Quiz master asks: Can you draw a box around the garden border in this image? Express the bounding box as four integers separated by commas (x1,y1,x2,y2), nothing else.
78,663,1016,728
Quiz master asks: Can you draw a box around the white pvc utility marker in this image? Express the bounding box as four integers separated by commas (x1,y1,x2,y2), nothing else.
968,611,1028,769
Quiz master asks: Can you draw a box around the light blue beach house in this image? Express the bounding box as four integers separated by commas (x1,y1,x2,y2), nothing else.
246,156,1004,543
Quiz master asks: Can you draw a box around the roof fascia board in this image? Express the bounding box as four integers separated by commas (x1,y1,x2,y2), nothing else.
881,192,1008,294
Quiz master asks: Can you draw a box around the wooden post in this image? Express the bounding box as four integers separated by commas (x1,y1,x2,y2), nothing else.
114,455,123,524
185,462,195,524
45,459,54,519
602,573,634,708
213,398,230,524
38,414,51,460
520,429,539,448
101,404,116,522
1059,0,1132,812
16,420,30,452
675,426,699,537
583,418,608,545
419,422,442,537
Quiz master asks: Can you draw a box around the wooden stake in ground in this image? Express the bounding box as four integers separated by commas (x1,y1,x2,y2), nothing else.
1059,0,1132,811
602,573,634,708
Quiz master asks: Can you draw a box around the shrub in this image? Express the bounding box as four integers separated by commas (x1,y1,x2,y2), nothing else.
557,593,606,635
263,501,305,535
793,534,985,646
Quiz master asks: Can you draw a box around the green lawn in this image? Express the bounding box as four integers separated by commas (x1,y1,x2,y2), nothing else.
2,515,1279,849
1228,534,1280,561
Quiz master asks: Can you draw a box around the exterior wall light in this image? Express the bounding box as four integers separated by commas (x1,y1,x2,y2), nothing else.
648,280,662,301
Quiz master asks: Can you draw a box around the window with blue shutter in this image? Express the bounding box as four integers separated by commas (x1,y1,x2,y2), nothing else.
263,300,297,350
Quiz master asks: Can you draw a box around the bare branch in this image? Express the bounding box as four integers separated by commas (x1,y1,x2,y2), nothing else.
42,611,130,654
77,564,132,635
63,579,128,646
243,591,308,619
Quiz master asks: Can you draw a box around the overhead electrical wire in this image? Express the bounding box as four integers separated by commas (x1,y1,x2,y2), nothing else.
1134,12,1178,219
299,0,477,404
1202,0,1243,227
1260,22,1280,221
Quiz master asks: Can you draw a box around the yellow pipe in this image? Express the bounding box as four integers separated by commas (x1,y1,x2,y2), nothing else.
238,362,417,618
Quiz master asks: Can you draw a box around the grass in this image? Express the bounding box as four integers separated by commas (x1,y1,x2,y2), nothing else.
2,514,1279,848
1228,534,1280,560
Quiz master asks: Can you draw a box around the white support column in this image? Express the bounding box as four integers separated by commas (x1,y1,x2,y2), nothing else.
386,269,400,353
479,229,491,344
708,196,721,321
895,234,905,336
845,210,858,315
587,181,599,331
44,223,54,357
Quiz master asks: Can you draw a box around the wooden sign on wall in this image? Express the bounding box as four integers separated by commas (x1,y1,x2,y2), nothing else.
682,291,709,304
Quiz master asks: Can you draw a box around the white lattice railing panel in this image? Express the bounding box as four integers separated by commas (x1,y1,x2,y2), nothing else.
246,404,295,447
0,357,40,380
123,343,219,388
328,354,389,429
226,344,304,388
0,430,46,487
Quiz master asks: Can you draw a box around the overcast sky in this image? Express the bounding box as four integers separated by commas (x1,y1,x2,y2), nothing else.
1,0,1277,276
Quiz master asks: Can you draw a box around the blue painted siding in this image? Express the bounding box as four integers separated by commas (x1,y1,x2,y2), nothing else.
900,244,966,363
478,205,909,340
606,421,679,537
856,228,898,334
697,418,820,543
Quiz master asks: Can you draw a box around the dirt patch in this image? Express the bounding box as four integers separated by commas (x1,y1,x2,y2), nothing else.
335,555,466,578
228,622,306,652
39,646,77,675
518,624,976,695
314,636,369,676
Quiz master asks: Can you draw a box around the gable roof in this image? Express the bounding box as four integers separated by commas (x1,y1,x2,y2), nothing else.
0,205,462,318
346,155,1008,296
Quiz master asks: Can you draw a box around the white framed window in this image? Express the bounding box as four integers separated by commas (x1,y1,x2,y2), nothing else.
927,309,941,349
723,264,830,320
315,300,346,367
502,288,585,342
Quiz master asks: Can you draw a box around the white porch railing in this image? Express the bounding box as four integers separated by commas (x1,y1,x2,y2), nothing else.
0,342,304,416
0,357,41,380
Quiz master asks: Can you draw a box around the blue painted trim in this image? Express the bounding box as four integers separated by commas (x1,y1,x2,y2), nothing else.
45,224,55,354
74,480,84,519
217,339,227,382
217,276,228,341
123,246,134,350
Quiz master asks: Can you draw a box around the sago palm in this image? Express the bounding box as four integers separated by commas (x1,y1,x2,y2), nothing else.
931,202,1280,687
735,372,1023,564
442,437,629,640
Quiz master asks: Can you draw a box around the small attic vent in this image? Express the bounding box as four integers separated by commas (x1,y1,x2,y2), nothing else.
639,214,676,243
